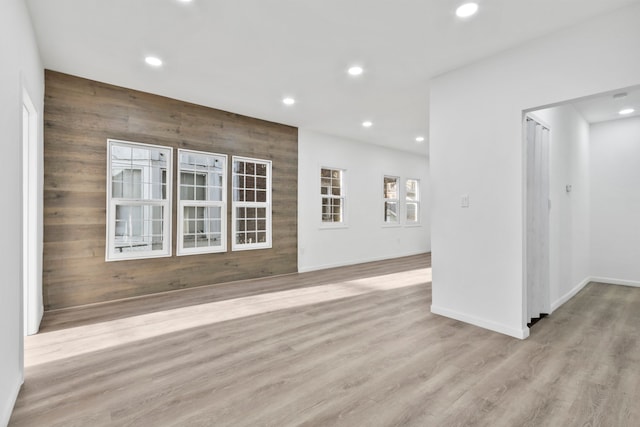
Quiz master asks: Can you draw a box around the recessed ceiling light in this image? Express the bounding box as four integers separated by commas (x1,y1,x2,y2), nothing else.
348,66,364,76
619,108,635,115
362,121,373,128
177,0,193,2
282,97,295,106
415,136,425,142
456,2,479,18
145,56,163,67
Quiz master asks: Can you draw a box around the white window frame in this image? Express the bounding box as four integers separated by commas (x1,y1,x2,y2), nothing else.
231,156,272,251
106,139,173,261
405,178,421,225
383,175,401,226
320,167,347,227
177,149,227,256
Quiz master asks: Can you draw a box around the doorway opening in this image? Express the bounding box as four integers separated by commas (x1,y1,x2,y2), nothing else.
523,84,640,334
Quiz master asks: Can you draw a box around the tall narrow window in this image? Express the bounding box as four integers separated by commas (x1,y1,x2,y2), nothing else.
383,176,400,224
177,150,227,255
232,156,272,251
107,140,172,261
406,178,420,224
321,168,345,224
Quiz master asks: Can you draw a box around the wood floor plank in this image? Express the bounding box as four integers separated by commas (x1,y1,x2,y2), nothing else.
9,254,640,426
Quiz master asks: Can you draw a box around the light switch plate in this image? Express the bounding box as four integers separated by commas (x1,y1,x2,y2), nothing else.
461,194,469,208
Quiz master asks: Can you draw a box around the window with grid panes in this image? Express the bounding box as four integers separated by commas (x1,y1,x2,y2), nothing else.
232,156,272,250
406,179,420,224
106,139,172,261
177,150,227,255
320,168,344,223
383,176,400,224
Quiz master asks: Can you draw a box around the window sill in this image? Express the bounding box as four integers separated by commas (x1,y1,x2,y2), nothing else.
381,223,402,228
404,223,422,228
319,224,349,230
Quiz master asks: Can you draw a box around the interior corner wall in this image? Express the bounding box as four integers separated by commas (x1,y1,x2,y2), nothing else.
43,71,298,310
590,116,640,286
429,3,640,338
0,0,43,424
297,130,430,272
531,105,591,310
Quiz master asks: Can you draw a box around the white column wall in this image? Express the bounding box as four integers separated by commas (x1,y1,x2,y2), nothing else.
429,3,640,338
590,116,640,286
0,0,44,425
298,129,430,272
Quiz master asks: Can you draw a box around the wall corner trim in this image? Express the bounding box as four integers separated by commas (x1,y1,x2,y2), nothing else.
430,304,528,340
1,377,23,427
589,277,640,289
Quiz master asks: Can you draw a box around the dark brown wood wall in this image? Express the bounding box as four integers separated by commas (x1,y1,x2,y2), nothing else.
43,70,298,310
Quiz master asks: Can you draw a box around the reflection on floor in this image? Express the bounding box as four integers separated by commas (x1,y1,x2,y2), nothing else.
10,254,640,426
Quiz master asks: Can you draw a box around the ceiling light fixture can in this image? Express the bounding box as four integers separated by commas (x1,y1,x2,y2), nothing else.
362,121,373,128
348,66,363,76
456,2,479,18
282,97,295,105
145,56,163,67
416,136,425,142
619,108,635,115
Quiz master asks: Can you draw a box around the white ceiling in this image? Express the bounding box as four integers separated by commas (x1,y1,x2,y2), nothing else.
26,0,640,154
572,86,640,124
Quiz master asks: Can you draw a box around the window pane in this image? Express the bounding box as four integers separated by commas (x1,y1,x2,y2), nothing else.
384,201,399,223
407,203,418,222
384,176,398,199
182,205,223,250
232,157,270,248
114,204,165,253
320,168,344,223
246,162,255,175
406,179,419,201
108,141,172,260
246,176,255,190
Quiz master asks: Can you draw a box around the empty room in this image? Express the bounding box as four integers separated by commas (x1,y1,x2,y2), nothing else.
2,0,640,426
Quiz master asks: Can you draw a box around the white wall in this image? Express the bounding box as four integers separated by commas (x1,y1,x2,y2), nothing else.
298,130,430,272
532,105,591,311
0,0,43,425
429,3,640,338
590,116,640,286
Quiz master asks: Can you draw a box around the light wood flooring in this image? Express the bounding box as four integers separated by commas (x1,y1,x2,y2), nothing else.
9,254,640,426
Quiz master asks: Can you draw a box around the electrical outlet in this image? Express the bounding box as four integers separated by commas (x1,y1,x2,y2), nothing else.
461,194,469,208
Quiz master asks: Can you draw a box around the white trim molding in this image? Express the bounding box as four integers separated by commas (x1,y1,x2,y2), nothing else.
1,377,22,427
298,250,430,274
589,277,640,288
431,305,529,340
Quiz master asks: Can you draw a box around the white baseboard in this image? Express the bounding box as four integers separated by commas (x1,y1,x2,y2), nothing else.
1,378,22,427
298,250,431,273
590,276,640,288
550,276,640,314
550,277,591,313
431,304,529,340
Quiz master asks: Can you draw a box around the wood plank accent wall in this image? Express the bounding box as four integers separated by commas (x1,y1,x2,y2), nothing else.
43,70,298,310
